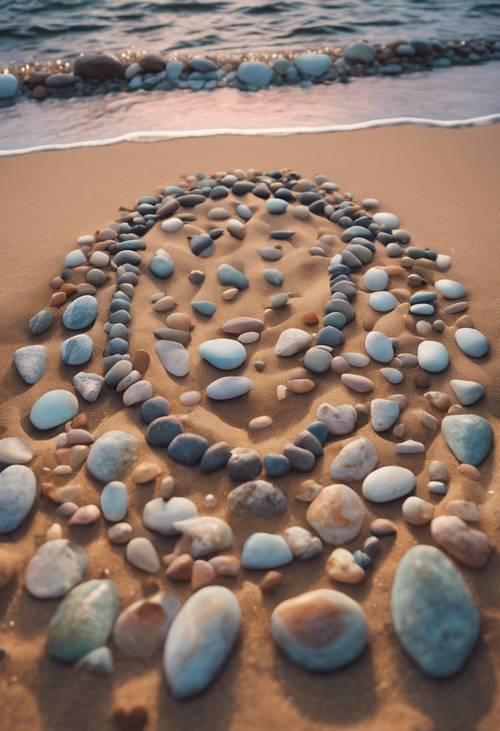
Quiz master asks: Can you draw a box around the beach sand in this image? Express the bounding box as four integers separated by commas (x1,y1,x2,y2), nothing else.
0,123,499,731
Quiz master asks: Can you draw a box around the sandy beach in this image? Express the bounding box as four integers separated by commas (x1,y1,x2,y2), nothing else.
1,123,499,731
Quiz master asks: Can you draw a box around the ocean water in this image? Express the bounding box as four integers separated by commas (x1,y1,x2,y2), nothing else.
2,0,500,64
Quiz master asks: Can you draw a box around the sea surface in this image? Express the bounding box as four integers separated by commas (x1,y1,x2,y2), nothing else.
2,0,500,64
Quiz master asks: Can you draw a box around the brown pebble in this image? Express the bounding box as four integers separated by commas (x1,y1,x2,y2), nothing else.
362,315,377,332
370,518,397,537
254,360,266,372
448,404,467,415
165,554,193,582
458,463,482,481
132,350,150,376
113,706,148,731
132,462,161,484
71,413,88,429
51,276,64,290
61,283,78,296
260,570,283,593
209,555,240,577
430,515,491,568
302,311,319,326
446,500,480,522
50,292,67,307
442,302,468,315
191,560,216,591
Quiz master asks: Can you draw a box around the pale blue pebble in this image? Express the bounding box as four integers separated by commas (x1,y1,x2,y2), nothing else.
454,328,489,358
217,263,249,290
449,379,485,406
150,249,174,278
410,303,435,316
75,646,113,675
237,61,273,88
30,389,79,430
0,465,37,533
191,300,216,317
264,268,284,286
369,291,398,312
65,249,87,267
441,414,492,466
62,295,98,330
0,73,18,99
295,52,332,77
198,338,247,370
13,345,47,384
435,278,466,299
241,532,293,569
266,198,288,215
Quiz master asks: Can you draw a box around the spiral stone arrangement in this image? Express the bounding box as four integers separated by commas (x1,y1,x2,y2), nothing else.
0,167,494,702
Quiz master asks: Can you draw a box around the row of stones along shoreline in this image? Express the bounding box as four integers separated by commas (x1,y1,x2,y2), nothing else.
1,37,500,102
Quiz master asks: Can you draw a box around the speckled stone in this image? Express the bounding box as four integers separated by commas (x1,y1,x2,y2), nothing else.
87,430,139,482
228,479,287,517
362,466,416,503
306,484,365,545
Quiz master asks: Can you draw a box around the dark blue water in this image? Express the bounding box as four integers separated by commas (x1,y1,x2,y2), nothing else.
1,0,500,63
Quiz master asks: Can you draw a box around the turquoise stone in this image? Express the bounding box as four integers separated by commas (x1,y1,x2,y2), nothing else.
391,545,480,677
217,264,249,290
441,414,493,466
150,249,174,278
48,580,119,662
191,300,216,317
198,338,247,370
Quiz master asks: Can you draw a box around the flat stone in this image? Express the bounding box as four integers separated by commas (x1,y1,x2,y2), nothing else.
206,376,253,400
25,539,88,598
306,484,365,545
330,437,378,481
435,279,466,299
454,328,489,358
143,497,198,536
29,308,53,335
62,296,98,330
241,533,293,569
30,389,79,430
272,589,368,671
198,338,247,370
417,341,449,373
48,579,119,662
87,430,139,482
113,592,180,659
369,291,398,312
441,414,493,466
13,345,47,385
362,466,416,503
431,515,491,568
61,334,93,366
341,374,374,393
371,398,400,432
164,586,240,699
146,416,183,446
228,479,287,517
391,545,480,677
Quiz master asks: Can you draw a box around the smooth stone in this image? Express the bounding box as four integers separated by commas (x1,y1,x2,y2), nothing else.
192,300,217,317
344,42,376,63
295,52,332,76
402,496,435,525
450,379,485,406
222,317,265,335
380,367,404,384
87,430,139,482
272,589,368,671
228,479,287,517
0,437,33,465
327,547,365,583
25,539,87,599
113,592,180,659
48,580,119,662
307,484,365,545
198,338,247,371
168,433,208,464
146,416,183,446
162,217,183,232
431,516,491,567
0,72,19,99
303,347,332,373
373,211,400,229
126,537,160,573
330,437,378,481
417,341,449,373
13,345,47,384
173,516,233,557
217,264,249,290
108,522,133,544
241,533,293,569
29,308,53,335
263,453,290,478
156,341,190,377
362,466,416,503
341,373,374,393
30,389,78,430
227,448,262,482
441,414,493,466
143,497,198,536
75,646,113,675
454,328,489,358
435,279,466,299
60,334,93,365
101,481,128,522
391,545,480,677
316,403,357,435
65,249,87,267
283,444,315,472
164,586,240,699
266,199,288,215
365,331,394,363
369,291,398,313
73,372,104,402
275,328,313,357
284,526,323,560
237,61,273,87
264,268,284,286
140,396,169,423
206,376,252,400
364,268,389,292
371,398,400,432
0,465,37,533
150,249,174,278
62,296,98,330
199,441,231,473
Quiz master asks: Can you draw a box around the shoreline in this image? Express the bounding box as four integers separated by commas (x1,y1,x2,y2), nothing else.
1,124,499,731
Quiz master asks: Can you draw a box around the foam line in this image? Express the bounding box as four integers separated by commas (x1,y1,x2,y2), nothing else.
2,112,500,157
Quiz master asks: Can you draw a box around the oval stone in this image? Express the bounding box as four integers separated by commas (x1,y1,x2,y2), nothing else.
417,340,449,373
87,430,139,482
206,376,253,400
241,533,293,569
362,466,416,503
329,437,378,481
430,515,491,568
0,465,37,533
62,295,98,330
365,331,393,363
30,389,79,430
25,539,87,598
306,484,364,545
441,414,493,466
198,338,247,370
454,328,489,358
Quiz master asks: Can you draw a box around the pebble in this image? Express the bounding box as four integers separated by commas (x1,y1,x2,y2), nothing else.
380,367,404,384
417,340,449,373
123,379,154,406
73,372,104,402
166,554,193,582
75,647,113,676
266,198,288,215
164,586,240,699
275,328,313,356
362,466,416,503
101,481,128,522
365,331,394,363
48,579,119,662
227,448,262,481
30,390,79,430
441,414,493,466
69,504,101,525
60,334,93,365
295,51,332,76
369,291,398,312
25,539,88,599
13,345,47,385
284,526,323,560
330,437,378,481
454,328,489,358
430,516,491,568
447,499,480,522
206,376,253,400
263,453,290,478
150,249,174,278
396,439,425,454
259,570,283,593
0,437,33,465
153,295,176,312
108,522,133,545
168,433,208,465
126,537,160,573
449,379,484,406
241,533,293,569
237,60,273,87
140,396,169,424
217,263,249,290
198,338,247,370
402,496,435,525
370,518,397,536
271,589,368,671
306,484,365,544
143,497,198,536
113,593,180,659
391,545,480,677
87,430,139,482
341,373,374,393
180,390,201,407
424,390,451,410
364,268,389,292
155,341,190,378
29,308,53,335
146,416,183,446
371,398,400,432
428,480,448,496
435,279,466,299
173,516,233,557
316,403,357,435
326,548,365,584
62,295,98,330
228,479,286,517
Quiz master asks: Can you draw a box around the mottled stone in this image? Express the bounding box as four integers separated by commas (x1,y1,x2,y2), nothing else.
306,484,364,545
